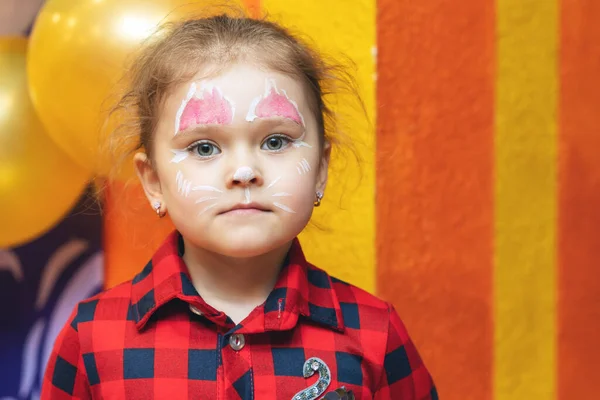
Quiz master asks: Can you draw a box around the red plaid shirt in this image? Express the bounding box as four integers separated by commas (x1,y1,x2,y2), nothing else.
42,232,437,399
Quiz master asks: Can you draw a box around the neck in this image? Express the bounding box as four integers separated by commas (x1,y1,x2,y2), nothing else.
181,238,292,322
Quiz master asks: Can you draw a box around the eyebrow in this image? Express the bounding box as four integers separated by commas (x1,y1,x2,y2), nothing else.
177,117,301,132
252,105,304,127
171,124,221,140
253,116,303,126
170,116,305,145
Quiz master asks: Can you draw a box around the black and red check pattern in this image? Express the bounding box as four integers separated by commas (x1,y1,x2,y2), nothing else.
42,231,437,399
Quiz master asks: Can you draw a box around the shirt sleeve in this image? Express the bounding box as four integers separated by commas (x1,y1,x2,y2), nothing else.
41,306,91,399
374,304,438,400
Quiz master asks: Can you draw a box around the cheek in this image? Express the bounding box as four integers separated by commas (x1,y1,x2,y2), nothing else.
160,162,222,205
263,155,319,206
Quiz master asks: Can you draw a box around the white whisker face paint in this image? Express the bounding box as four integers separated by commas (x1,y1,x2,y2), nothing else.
174,82,235,135
267,176,281,189
170,149,189,164
199,203,219,215
273,202,296,214
244,187,251,204
272,192,292,197
195,196,219,204
297,158,311,175
245,78,306,127
291,132,312,149
192,185,223,193
176,171,192,197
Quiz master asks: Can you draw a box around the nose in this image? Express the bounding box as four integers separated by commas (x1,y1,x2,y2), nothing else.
230,166,263,187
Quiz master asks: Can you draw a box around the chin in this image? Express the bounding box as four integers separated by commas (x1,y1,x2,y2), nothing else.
197,226,286,258
177,218,302,259
214,237,281,258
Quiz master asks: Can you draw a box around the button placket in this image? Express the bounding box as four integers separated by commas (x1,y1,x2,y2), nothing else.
221,332,253,398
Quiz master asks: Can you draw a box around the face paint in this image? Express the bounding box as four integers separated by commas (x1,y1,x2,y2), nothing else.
233,166,255,183
273,202,296,214
195,196,219,204
267,176,281,189
170,149,189,164
174,82,197,134
246,78,305,127
176,170,192,197
156,65,324,259
291,132,312,149
199,203,219,215
194,188,221,212
266,175,296,213
297,158,311,175
192,185,223,193
175,82,235,135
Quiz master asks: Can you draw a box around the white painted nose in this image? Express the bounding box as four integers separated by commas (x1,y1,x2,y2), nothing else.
232,166,255,183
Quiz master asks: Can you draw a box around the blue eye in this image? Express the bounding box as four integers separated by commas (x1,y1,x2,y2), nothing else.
188,141,221,157
262,134,292,151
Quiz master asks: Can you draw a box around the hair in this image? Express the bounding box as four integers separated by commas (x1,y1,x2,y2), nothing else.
102,6,368,227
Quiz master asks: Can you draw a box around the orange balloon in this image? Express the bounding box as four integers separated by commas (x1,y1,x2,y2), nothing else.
0,38,90,247
27,0,245,179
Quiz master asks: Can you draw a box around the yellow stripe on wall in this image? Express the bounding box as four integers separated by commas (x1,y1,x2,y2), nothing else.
261,0,376,291
494,0,558,399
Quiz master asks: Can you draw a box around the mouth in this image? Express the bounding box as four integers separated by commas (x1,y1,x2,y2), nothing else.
219,202,271,215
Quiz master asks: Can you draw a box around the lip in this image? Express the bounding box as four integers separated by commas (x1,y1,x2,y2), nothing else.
219,202,271,215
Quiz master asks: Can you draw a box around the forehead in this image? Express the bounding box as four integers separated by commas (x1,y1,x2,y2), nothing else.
167,64,311,120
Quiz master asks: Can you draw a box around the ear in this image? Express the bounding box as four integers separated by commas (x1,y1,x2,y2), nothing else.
316,141,331,193
133,152,164,207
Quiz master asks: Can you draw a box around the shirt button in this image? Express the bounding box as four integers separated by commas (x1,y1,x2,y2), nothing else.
229,334,245,351
189,305,203,316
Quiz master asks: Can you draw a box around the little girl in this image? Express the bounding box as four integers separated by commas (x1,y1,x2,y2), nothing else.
42,12,437,400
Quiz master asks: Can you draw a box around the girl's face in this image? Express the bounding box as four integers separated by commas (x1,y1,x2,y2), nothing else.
135,64,329,257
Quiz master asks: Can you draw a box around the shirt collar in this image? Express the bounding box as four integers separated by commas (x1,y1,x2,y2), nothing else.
129,231,345,333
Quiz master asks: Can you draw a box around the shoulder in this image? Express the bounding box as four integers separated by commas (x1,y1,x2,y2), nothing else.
304,263,394,346
69,279,134,332
318,269,438,399
327,272,394,354
330,274,388,310
60,280,136,367
42,280,136,397
319,268,392,327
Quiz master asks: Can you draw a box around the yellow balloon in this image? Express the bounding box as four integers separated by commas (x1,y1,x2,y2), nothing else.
0,38,90,248
27,0,240,179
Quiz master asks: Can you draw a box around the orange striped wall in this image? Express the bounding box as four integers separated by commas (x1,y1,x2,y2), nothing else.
494,1,557,398
102,0,600,398
558,0,600,398
376,0,494,398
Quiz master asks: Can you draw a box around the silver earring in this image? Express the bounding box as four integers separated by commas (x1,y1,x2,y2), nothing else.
314,191,323,207
153,201,163,217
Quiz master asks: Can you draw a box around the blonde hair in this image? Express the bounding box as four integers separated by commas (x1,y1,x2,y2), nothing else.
106,8,364,180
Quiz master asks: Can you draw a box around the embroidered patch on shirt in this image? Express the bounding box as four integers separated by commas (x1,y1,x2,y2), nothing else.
291,357,331,400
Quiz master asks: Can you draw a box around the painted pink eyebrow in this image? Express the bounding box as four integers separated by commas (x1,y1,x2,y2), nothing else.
176,85,234,134
247,80,305,127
